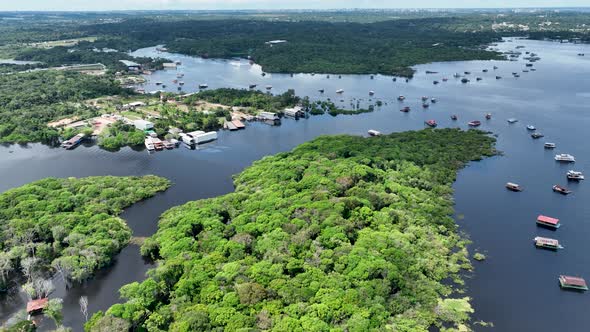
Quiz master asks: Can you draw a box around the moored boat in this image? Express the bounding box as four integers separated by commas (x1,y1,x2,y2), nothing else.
534,237,563,250
424,120,437,128
507,118,518,123
468,120,481,127
368,129,382,137
318,89,324,93
552,184,572,195
537,215,561,229
559,275,588,291
544,142,556,149
145,137,155,151
249,84,257,89
526,125,536,130
506,182,523,192
461,78,470,83
431,98,437,103
451,114,458,120
422,103,429,108
199,84,208,89
397,95,405,101
555,154,575,162
421,96,429,102
567,170,584,181
369,91,375,96
336,89,344,94
531,132,544,139
400,106,410,113
496,76,502,79
485,113,492,120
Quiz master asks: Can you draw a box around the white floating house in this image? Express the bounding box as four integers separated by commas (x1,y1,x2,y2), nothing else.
133,119,154,131
284,106,305,118
182,131,218,145
258,111,279,121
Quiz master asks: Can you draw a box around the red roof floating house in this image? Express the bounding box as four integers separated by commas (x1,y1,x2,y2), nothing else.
537,215,561,229
26,298,48,314
559,275,589,291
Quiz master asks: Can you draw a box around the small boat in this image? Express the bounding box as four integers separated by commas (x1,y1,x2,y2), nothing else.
433,80,440,85
493,66,499,70
559,275,588,291
249,84,257,89
176,73,184,78
523,70,529,73
544,142,556,149
534,237,563,250
461,78,470,83
425,70,439,74
368,130,382,137
530,68,537,71
369,91,375,96
464,71,471,75
177,87,182,91
468,120,481,127
336,89,344,94
261,72,266,77
145,138,155,151
155,81,163,85
179,81,185,85
531,132,544,139
172,79,178,84
526,125,536,131
421,96,429,102
496,76,502,80
567,170,584,181
422,103,430,108
400,106,411,113
537,215,561,229
442,78,449,82
506,182,523,192
485,113,492,120
397,95,405,101
453,73,461,78
507,118,518,123
199,84,208,89
163,141,174,150
370,75,374,79
431,98,437,103
266,85,272,90
318,89,325,93
483,69,489,73
512,72,518,76
555,154,575,162
451,114,458,121
514,74,520,78
161,84,167,88
526,63,534,67
476,77,483,81
425,120,437,128
553,185,572,195
393,77,397,82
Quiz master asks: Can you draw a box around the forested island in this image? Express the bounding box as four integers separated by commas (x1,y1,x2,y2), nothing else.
0,175,170,293
85,129,496,331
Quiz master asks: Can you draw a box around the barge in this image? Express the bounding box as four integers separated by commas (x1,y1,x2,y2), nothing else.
559,275,588,291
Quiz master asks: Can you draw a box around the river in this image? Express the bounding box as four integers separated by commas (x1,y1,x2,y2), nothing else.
0,38,589,331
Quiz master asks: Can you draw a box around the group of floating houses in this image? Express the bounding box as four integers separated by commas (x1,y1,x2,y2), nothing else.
505,121,586,291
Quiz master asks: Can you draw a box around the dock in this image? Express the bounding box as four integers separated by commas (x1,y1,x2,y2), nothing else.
224,121,238,131
232,120,245,129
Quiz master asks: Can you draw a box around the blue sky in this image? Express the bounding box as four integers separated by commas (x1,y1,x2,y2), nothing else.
0,0,588,11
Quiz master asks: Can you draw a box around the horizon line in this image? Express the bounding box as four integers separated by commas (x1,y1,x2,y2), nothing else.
1,7,590,13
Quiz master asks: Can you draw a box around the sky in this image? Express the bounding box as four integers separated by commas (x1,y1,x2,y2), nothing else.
0,0,588,11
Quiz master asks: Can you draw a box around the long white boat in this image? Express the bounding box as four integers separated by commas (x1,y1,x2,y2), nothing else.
555,154,575,162
567,170,584,180
368,129,382,137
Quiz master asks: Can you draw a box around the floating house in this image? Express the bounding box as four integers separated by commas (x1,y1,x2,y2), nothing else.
133,120,154,131
258,111,279,121
61,133,85,150
27,298,48,315
537,215,561,229
284,106,305,118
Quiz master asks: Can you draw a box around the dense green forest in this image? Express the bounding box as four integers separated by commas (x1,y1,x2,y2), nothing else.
187,88,300,111
79,18,503,77
0,71,125,143
0,176,170,292
86,129,496,332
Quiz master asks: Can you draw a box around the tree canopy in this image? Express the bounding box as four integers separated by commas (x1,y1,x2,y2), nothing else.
89,129,495,332
0,176,170,290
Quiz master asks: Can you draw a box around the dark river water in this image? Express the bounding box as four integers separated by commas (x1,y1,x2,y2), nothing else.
1,38,589,331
